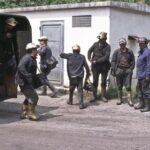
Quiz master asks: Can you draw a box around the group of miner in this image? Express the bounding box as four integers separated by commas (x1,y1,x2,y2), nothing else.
2,17,150,121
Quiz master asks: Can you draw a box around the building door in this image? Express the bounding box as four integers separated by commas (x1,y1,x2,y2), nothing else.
41,21,64,84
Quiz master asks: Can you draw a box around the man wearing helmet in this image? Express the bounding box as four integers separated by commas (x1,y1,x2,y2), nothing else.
15,43,39,121
38,36,58,98
111,38,135,106
60,44,90,109
134,37,150,112
0,17,18,81
88,32,111,103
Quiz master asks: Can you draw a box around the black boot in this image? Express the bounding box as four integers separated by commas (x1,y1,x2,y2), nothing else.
90,86,97,103
140,99,150,112
101,86,108,103
47,82,59,98
40,86,47,95
67,91,73,105
134,98,144,109
78,88,86,109
117,90,123,105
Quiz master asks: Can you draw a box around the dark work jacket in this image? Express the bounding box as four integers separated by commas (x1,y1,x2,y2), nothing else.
136,47,150,79
60,52,90,78
88,41,111,70
38,45,52,65
0,28,18,64
15,54,37,86
38,45,52,74
111,48,135,71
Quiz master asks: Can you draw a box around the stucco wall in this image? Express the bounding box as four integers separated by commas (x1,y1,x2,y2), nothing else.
10,8,110,86
110,8,150,80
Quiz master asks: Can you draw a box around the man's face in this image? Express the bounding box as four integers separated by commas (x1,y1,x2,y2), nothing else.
139,43,146,50
5,24,15,31
32,49,38,58
99,38,106,44
39,40,46,47
120,43,126,49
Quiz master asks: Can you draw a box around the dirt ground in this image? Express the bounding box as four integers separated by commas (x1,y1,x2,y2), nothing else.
0,92,150,150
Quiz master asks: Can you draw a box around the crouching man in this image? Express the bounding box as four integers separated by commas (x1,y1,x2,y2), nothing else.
60,45,90,109
15,43,39,121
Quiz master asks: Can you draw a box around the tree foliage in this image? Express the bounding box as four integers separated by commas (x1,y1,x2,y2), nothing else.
0,0,150,8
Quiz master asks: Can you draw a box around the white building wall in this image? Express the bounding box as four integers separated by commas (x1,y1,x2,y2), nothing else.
109,8,150,88
11,8,110,86
110,8,150,56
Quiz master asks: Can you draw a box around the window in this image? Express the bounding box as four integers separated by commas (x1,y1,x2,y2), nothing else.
72,15,92,27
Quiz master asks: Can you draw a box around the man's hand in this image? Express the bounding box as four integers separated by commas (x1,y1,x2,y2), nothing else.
145,77,150,82
91,60,96,64
6,32,12,38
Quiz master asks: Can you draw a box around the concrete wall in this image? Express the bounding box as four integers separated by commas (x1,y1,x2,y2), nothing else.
110,8,150,80
11,8,110,86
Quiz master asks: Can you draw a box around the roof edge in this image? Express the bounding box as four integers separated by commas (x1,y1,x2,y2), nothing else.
0,1,150,13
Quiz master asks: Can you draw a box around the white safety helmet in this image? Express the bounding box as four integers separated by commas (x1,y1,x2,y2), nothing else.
5,17,18,27
38,36,48,41
26,43,37,50
119,38,127,45
72,44,80,51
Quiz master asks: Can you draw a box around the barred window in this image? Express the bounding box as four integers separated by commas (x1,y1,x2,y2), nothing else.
72,15,92,27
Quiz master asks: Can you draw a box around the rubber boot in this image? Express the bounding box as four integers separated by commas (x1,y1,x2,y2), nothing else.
117,90,123,105
101,86,108,103
67,91,73,105
78,89,86,109
47,82,59,98
40,86,47,95
140,99,150,112
134,98,144,109
127,91,134,107
28,103,40,121
20,104,28,119
90,86,97,103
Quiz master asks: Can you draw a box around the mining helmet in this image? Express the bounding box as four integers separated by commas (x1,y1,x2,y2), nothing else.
138,37,147,44
38,36,48,41
97,32,107,39
72,44,80,51
26,43,37,50
119,38,127,45
5,17,18,27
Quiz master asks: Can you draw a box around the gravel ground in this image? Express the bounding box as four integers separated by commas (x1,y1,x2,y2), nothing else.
0,93,150,150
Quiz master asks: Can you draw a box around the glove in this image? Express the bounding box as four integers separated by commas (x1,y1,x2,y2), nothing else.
6,32,12,38
126,68,132,74
145,77,150,82
92,60,97,64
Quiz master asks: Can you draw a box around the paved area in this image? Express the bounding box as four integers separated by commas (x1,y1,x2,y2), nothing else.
0,93,150,150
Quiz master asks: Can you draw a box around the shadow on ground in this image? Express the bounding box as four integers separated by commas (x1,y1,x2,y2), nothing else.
0,101,60,124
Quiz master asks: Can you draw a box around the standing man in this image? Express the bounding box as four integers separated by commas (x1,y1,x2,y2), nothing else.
60,44,90,109
88,32,111,102
111,38,135,106
38,36,58,98
15,43,39,121
134,37,150,112
0,17,18,77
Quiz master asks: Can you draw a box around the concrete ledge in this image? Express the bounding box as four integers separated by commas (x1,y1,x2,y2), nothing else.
0,1,150,14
